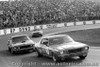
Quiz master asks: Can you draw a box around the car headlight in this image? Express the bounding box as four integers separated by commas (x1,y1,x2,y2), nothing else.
84,46,89,50
13,47,17,50
31,44,34,46
13,46,20,50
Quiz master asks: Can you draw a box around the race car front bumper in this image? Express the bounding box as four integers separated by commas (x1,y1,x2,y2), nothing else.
13,47,35,52
57,51,88,59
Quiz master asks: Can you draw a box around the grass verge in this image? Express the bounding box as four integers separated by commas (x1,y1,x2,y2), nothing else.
59,28,100,47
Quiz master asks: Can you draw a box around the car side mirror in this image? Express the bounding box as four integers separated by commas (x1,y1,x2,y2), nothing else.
43,41,48,45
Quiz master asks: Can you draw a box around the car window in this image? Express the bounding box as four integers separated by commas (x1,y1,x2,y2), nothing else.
49,36,73,45
40,38,49,46
12,36,29,44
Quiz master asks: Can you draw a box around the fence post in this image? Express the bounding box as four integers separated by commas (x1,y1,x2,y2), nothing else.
83,21,86,25
93,20,95,24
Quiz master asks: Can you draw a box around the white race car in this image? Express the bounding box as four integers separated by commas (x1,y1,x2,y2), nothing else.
7,34,35,54
31,29,43,37
35,34,89,62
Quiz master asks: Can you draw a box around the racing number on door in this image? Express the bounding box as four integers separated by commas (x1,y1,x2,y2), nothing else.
40,38,50,55
41,46,49,55
45,49,52,56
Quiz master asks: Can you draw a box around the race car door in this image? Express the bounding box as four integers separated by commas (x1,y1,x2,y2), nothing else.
40,38,50,56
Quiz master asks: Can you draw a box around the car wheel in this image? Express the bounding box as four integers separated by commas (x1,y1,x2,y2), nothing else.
79,54,87,59
36,49,43,57
8,47,11,52
52,54,61,62
29,48,35,53
10,48,15,54
29,50,33,53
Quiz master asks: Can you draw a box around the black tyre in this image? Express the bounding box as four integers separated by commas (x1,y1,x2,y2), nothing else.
36,49,43,57
10,48,15,54
29,49,34,53
52,54,61,62
79,54,87,59
8,47,11,52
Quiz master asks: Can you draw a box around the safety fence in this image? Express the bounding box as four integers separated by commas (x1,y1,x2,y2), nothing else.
0,20,100,36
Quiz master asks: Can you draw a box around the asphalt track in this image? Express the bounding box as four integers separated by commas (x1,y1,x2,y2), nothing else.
0,24,100,67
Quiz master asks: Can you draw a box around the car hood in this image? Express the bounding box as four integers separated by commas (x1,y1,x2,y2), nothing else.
12,40,35,47
50,42,88,51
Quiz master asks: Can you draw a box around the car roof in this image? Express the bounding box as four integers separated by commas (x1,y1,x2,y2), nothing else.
42,34,68,39
11,34,28,38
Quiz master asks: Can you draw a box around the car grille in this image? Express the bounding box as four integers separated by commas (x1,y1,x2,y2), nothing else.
19,45,31,49
68,48,84,53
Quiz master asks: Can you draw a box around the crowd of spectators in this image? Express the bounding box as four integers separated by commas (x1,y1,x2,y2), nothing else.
0,0,100,29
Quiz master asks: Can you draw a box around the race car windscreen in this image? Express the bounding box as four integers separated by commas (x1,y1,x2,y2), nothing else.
49,36,74,45
12,36,29,44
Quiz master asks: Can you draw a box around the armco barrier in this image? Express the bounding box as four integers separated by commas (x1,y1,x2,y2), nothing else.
30,26,35,31
34,25,40,30
10,28,19,33
57,23,65,27
42,25,47,29
0,20,100,36
19,26,31,32
6,29,11,34
46,24,57,28
95,20,100,24
67,22,74,26
85,21,93,24
76,21,84,25
0,30,5,35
